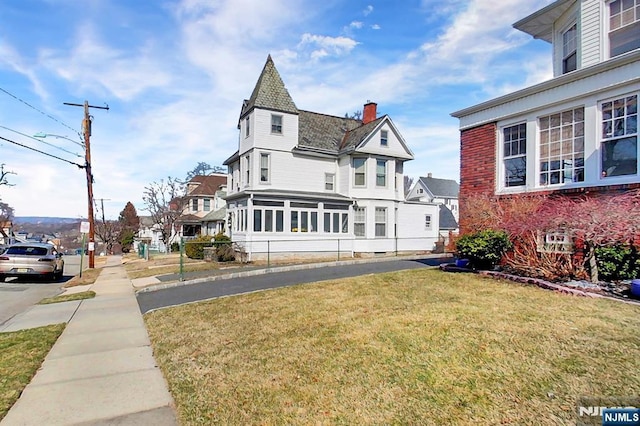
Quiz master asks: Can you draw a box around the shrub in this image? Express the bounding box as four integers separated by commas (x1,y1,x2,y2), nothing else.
455,230,512,270
595,245,640,282
213,232,235,262
184,235,213,260
170,242,180,253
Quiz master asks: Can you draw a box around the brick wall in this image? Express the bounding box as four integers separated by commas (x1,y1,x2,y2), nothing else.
459,122,497,232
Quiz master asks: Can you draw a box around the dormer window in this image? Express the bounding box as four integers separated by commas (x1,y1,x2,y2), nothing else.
562,23,577,73
609,0,640,57
271,114,283,134
381,130,388,146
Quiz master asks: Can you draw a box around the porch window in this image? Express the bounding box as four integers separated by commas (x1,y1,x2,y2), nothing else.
503,123,527,187
265,210,273,232
601,94,637,177
375,207,386,237
539,107,585,185
354,207,365,237
609,0,640,57
253,210,262,232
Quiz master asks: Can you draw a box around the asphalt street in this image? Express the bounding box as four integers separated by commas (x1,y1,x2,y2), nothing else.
0,254,83,325
137,256,449,314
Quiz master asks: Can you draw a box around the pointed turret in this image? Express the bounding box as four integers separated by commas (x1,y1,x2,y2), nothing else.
240,55,298,119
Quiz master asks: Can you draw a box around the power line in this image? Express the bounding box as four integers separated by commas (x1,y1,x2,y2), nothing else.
0,86,80,135
0,135,85,168
0,124,82,158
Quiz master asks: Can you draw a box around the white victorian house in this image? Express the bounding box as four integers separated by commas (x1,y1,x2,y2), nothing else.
224,55,439,260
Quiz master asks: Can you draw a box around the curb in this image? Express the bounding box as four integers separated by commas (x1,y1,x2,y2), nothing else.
135,253,453,294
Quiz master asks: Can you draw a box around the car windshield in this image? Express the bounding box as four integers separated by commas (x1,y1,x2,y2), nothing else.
6,246,49,256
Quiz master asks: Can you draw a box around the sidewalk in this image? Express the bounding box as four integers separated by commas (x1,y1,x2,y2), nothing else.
1,256,178,425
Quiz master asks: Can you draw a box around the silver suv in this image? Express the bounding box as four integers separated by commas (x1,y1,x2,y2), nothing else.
0,243,64,282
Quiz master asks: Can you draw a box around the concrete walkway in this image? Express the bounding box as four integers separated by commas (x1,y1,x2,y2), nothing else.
1,256,178,426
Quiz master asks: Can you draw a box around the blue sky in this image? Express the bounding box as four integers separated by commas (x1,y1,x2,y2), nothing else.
0,0,554,219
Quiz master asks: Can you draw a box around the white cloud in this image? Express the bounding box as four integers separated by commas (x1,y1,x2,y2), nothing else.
298,33,359,59
371,24,381,30
349,21,363,29
363,5,373,16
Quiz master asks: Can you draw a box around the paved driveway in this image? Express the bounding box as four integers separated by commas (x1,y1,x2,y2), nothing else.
137,256,449,314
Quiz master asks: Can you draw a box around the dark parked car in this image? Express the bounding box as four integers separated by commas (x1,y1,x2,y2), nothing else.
0,243,64,282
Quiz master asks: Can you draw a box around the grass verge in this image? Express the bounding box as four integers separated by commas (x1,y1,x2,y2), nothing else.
63,268,101,288
38,291,96,305
0,324,65,420
145,269,640,425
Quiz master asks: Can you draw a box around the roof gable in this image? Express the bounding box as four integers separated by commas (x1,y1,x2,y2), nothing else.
187,174,227,196
241,55,298,119
350,116,414,159
419,176,460,198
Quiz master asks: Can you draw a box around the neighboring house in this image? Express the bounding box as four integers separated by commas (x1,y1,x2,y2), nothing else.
0,220,14,246
177,174,228,238
136,216,166,253
223,55,439,260
451,0,640,231
406,173,460,222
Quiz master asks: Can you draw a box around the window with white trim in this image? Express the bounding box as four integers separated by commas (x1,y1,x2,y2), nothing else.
562,23,577,73
245,155,250,186
609,0,640,57
601,94,638,177
425,214,432,230
375,207,386,237
381,130,388,146
354,207,365,237
537,230,573,253
325,173,335,191
260,153,270,183
353,158,366,186
271,114,282,134
203,199,211,211
539,107,585,185
191,199,198,211
245,116,250,137
502,123,527,187
376,159,387,187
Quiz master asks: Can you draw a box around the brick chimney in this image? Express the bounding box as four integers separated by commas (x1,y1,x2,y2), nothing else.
363,101,377,124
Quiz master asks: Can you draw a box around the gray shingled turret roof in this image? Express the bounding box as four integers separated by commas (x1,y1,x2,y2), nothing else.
419,176,460,198
240,55,298,119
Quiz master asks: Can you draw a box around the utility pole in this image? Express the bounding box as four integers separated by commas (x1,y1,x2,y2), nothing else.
64,100,109,268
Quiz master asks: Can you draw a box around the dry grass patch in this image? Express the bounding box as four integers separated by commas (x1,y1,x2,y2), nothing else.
38,291,96,305
64,267,101,287
145,270,640,425
0,324,65,420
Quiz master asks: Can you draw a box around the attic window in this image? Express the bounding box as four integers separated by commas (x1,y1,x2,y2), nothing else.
381,130,388,146
271,114,283,134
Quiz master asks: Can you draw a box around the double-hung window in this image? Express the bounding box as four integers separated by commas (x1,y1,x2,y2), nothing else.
425,215,432,230
353,158,366,186
562,23,577,73
503,124,527,187
609,0,640,57
245,155,250,186
354,207,365,237
271,114,282,134
375,207,386,237
260,153,270,183
191,199,198,211
245,116,250,137
601,94,638,177
203,199,211,211
381,130,388,146
539,107,585,185
376,159,387,187
325,173,335,191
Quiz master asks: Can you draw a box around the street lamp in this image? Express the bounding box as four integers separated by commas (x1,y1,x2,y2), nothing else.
33,132,85,148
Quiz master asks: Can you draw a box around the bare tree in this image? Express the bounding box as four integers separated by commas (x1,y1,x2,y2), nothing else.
142,177,187,251
94,219,122,254
403,175,414,197
0,164,16,187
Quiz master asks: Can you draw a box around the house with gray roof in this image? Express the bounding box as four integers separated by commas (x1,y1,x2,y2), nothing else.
177,174,227,239
406,174,460,222
223,55,440,260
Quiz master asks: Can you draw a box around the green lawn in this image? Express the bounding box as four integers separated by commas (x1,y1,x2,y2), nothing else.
0,324,65,420
144,269,640,425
